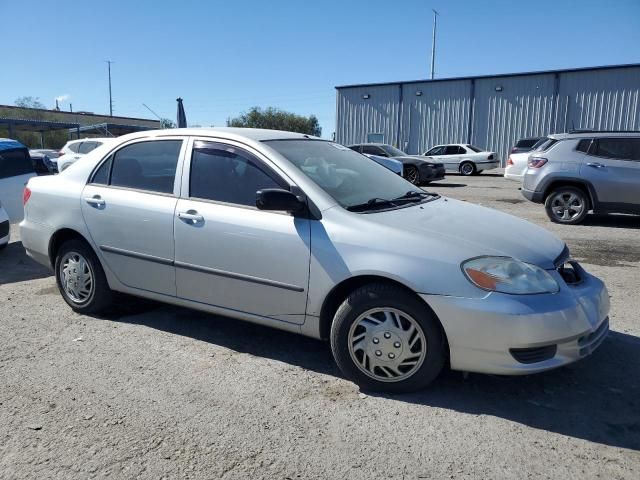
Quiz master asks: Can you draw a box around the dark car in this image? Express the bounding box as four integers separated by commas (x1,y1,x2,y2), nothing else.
348,143,445,185
28,150,57,175
510,137,543,154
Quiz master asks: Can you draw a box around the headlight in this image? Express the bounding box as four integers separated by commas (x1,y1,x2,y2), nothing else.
462,257,559,294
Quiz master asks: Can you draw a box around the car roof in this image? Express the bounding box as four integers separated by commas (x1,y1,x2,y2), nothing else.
114,127,320,144
0,138,27,151
347,143,391,147
549,131,640,140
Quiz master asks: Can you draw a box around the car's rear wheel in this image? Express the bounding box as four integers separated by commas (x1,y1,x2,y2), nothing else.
55,239,114,313
404,166,420,185
544,186,589,225
330,283,445,393
459,161,476,176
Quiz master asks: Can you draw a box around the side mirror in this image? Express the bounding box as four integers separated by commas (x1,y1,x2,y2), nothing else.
256,188,305,213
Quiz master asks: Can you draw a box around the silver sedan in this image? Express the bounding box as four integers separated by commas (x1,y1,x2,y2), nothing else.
20,128,609,392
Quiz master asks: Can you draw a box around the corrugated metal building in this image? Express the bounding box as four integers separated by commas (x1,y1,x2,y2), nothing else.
335,64,640,164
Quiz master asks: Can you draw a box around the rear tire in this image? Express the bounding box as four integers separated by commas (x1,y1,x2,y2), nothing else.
330,283,445,393
54,239,114,313
544,186,589,225
459,162,476,176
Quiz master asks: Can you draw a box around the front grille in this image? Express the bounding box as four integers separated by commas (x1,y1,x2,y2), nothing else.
0,220,9,238
510,345,557,364
578,317,609,357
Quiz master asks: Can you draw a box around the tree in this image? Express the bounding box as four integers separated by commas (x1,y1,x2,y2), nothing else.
160,118,176,129
227,107,321,137
15,96,46,109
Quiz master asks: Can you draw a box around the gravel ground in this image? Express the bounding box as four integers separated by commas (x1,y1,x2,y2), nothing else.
1,172,639,479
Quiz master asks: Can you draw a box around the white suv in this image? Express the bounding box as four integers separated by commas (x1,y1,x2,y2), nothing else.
58,138,113,172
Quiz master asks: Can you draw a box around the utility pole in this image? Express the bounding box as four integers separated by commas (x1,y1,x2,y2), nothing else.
430,9,438,80
106,60,114,116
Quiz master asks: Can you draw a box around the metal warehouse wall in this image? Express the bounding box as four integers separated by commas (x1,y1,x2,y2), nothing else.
335,65,640,165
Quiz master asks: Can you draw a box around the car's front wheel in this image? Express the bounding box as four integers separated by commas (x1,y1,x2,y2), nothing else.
544,186,589,224
55,239,114,313
404,165,420,185
330,283,445,393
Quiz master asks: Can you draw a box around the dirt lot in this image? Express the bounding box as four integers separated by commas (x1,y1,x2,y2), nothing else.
1,172,639,479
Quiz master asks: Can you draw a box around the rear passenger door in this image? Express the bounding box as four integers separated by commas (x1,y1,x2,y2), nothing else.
441,145,463,170
81,138,187,296
173,139,311,323
580,137,640,211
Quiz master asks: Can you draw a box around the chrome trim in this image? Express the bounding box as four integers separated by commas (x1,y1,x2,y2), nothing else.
174,261,305,292
99,245,173,266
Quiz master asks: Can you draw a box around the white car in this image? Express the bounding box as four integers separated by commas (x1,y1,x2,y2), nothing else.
58,138,114,172
0,202,9,250
0,138,36,222
504,138,550,181
422,144,499,176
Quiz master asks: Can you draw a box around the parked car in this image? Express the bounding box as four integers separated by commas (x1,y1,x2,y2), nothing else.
29,150,57,175
21,128,609,393
363,154,403,175
0,202,9,250
510,137,543,154
504,138,553,181
422,144,499,176
30,149,61,173
521,131,640,224
348,143,445,185
0,138,36,222
58,138,113,172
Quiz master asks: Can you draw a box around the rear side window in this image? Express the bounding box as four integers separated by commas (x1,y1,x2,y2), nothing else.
91,155,112,185
0,148,34,179
189,141,285,207
593,138,640,161
576,139,593,153
79,141,101,154
109,140,182,194
68,142,82,153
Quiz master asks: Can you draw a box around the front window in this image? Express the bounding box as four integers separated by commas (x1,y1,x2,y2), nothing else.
379,145,406,157
265,140,432,211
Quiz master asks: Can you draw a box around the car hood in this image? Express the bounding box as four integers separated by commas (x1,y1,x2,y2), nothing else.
371,197,565,269
393,155,443,166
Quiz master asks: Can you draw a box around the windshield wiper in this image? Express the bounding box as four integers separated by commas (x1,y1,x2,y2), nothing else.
392,190,440,202
346,197,398,212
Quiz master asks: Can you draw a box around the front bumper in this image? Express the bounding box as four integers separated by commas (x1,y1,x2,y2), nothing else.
418,164,446,182
420,267,610,375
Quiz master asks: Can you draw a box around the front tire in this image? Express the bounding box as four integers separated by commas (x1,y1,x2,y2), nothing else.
404,166,420,185
330,283,445,393
544,186,589,225
55,239,114,313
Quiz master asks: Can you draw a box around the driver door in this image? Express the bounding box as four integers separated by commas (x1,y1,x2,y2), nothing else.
173,139,311,324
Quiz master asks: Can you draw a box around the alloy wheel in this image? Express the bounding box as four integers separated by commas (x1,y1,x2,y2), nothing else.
549,191,585,222
348,308,427,383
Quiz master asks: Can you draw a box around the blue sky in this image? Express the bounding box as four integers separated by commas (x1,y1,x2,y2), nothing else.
2,0,639,138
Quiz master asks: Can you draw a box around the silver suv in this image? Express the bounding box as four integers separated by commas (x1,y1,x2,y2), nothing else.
521,131,640,224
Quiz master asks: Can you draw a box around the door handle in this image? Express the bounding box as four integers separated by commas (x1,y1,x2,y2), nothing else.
84,195,105,207
178,211,204,223
586,162,605,168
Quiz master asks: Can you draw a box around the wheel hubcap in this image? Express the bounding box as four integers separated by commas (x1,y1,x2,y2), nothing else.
550,192,584,221
461,164,473,175
59,252,93,304
406,168,418,183
348,308,427,383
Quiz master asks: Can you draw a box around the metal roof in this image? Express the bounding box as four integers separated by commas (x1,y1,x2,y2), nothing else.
335,62,640,90
70,122,158,137
0,117,80,132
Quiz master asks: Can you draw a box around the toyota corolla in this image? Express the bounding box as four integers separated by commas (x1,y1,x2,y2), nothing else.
20,128,609,392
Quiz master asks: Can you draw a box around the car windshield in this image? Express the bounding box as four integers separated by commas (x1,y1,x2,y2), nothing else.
265,140,433,211
531,137,549,149
379,145,406,157
534,137,556,151
466,145,483,152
